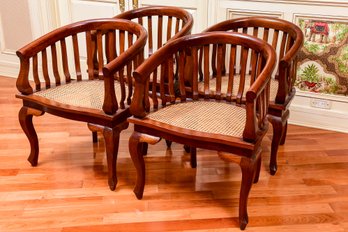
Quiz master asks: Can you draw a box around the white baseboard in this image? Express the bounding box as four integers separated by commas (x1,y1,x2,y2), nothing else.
0,60,19,78
289,93,348,133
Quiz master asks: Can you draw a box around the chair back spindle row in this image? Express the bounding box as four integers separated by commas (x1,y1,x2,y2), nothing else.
16,19,147,115
203,17,303,104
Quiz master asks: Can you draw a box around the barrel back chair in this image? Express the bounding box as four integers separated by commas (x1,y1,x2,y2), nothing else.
188,17,304,175
90,6,194,145
128,32,276,230
16,18,147,190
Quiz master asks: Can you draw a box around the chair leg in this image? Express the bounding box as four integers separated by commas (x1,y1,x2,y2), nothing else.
129,132,161,199
102,122,129,191
184,145,197,168
87,123,98,143
280,121,288,145
253,156,261,184
183,144,191,153
129,132,147,199
141,143,148,156
92,131,98,143
165,139,172,148
190,147,197,168
239,153,261,230
18,106,44,167
268,115,285,176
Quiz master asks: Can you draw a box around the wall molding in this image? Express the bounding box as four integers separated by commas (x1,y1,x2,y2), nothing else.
225,0,348,7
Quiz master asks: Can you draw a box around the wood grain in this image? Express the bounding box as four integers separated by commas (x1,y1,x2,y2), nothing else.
1,76,348,231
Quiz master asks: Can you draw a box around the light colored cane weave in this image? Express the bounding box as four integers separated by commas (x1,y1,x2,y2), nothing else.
34,80,127,110
198,75,278,100
147,101,246,137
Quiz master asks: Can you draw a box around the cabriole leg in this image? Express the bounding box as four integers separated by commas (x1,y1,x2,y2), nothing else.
280,121,288,145
129,131,161,199
18,106,44,167
268,115,284,175
239,153,260,230
102,122,129,191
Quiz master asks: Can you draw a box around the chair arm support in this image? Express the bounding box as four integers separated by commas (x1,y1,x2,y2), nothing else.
16,57,33,95
275,32,303,104
243,51,275,141
102,28,147,115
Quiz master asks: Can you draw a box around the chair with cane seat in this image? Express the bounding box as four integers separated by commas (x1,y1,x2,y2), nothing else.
90,6,194,148
188,17,304,174
16,18,147,190
127,32,276,230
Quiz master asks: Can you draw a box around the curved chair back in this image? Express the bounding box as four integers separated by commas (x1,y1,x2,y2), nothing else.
115,6,194,59
204,16,304,104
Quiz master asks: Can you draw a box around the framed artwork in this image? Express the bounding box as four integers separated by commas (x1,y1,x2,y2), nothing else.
295,15,348,96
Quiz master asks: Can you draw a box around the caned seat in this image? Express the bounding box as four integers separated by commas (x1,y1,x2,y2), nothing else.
33,80,125,110
188,17,304,175
128,32,276,230
16,18,147,190
146,101,246,137
197,74,279,100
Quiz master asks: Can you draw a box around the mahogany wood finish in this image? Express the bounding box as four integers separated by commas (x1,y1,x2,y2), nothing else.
194,17,304,175
1,76,348,231
115,6,193,57
128,32,276,229
90,6,194,146
15,18,147,190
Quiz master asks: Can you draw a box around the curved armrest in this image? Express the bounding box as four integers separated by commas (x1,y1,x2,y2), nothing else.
275,27,304,104
102,26,147,115
243,46,276,142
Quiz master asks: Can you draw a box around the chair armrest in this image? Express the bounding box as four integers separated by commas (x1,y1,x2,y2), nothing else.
102,30,147,115
275,29,304,104
243,47,276,142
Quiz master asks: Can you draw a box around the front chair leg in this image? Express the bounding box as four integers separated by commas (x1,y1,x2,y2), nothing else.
218,150,261,230
129,132,161,199
102,122,129,191
239,154,260,230
18,106,44,167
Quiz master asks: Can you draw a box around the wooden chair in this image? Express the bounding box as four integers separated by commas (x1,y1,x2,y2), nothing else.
128,32,276,230
90,6,194,147
188,17,304,174
16,18,147,190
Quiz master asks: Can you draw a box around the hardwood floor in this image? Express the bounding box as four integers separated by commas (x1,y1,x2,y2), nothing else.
1,75,348,231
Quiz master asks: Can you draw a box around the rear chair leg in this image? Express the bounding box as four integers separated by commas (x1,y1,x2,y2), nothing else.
268,114,287,175
18,106,44,167
87,123,99,143
190,147,197,168
280,121,288,145
91,122,128,191
165,139,172,148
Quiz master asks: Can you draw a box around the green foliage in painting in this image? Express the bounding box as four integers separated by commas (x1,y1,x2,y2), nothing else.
305,42,320,53
300,64,320,83
335,45,348,73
